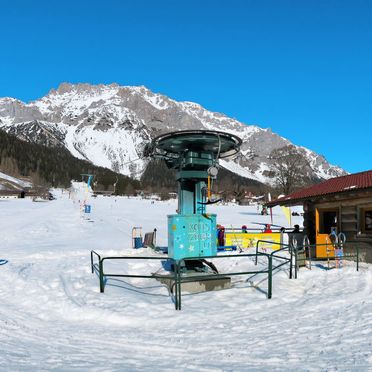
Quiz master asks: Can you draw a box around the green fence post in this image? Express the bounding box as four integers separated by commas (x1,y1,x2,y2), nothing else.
289,246,293,279
174,261,179,310
268,255,272,299
99,259,104,293
255,241,259,265
356,246,359,272
90,251,93,274
294,248,298,279
176,260,182,310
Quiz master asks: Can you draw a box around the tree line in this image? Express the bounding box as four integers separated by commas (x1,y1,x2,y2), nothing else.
0,129,140,194
0,129,270,198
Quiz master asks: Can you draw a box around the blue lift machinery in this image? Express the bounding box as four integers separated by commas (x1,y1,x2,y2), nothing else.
144,130,242,260
91,129,360,309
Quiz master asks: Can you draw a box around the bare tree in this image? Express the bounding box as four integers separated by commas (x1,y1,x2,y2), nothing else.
269,145,312,195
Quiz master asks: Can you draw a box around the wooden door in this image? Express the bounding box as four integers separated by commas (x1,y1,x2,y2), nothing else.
315,208,338,258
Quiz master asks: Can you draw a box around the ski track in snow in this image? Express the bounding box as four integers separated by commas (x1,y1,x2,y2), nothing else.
0,192,371,370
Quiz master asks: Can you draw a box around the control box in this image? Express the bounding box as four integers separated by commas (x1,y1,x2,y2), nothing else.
168,214,217,260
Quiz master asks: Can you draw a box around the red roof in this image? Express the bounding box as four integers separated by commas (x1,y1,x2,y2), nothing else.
268,170,372,206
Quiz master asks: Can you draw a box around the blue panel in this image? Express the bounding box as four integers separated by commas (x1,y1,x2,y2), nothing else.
133,237,143,248
179,188,194,214
168,214,217,260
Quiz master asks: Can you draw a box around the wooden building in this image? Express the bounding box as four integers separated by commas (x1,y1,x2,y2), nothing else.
0,190,25,199
267,170,372,263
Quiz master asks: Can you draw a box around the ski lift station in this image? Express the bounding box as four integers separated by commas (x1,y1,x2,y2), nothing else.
146,130,241,260
91,130,361,310
267,170,372,263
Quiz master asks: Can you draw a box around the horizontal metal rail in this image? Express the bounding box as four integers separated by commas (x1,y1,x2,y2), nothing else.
293,243,359,272
94,256,178,305
91,237,361,310
255,239,291,265
224,228,285,232
254,240,294,290
174,253,277,309
90,250,295,310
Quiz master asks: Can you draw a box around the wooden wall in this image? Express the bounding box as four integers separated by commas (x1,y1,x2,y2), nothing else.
312,193,372,263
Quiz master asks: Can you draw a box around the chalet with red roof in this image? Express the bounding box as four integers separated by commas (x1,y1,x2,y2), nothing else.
267,170,372,263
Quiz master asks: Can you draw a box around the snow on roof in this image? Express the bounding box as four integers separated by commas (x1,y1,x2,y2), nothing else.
0,171,32,189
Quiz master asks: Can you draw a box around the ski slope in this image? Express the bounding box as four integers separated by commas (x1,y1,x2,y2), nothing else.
0,193,371,370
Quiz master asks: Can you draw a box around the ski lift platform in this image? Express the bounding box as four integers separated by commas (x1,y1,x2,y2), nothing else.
91,239,298,310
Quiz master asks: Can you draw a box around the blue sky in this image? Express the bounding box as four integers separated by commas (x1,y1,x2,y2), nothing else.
0,0,371,173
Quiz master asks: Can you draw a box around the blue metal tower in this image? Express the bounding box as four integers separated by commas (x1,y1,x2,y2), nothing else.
144,130,242,260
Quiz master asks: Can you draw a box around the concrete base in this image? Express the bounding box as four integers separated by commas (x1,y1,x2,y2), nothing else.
155,273,231,293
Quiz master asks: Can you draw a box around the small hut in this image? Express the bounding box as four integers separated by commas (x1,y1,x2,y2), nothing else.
267,170,372,263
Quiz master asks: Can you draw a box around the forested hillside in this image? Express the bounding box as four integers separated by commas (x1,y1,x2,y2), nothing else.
141,159,269,198
0,129,140,194
0,129,269,197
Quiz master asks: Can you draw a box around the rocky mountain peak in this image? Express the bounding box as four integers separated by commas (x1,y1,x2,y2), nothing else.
0,83,347,184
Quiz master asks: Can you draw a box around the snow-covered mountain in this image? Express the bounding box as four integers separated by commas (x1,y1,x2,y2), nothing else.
0,83,346,183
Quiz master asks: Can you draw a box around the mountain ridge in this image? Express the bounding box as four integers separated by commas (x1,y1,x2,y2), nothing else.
0,82,347,185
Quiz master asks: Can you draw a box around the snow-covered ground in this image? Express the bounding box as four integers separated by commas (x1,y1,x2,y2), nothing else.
0,192,371,370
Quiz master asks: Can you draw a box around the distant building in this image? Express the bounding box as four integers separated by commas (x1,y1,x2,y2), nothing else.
237,191,264,206
0,189,53,200
267,170,372,262
0,192,19,199
0,190,25,199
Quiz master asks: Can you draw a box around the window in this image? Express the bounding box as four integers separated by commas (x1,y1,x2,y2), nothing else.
359,206,372,235
364,210,372,233
319,210,338,234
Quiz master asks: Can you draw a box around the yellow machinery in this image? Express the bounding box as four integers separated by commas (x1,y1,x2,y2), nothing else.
224,230,282,250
